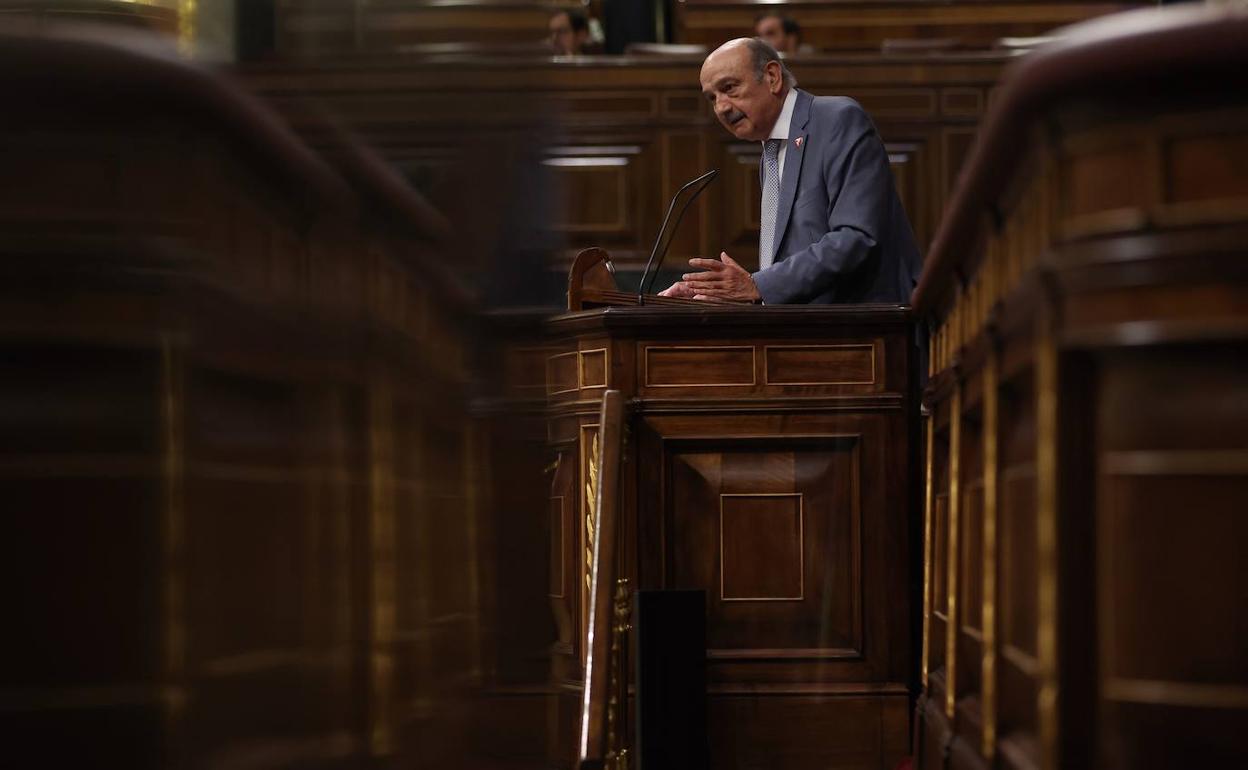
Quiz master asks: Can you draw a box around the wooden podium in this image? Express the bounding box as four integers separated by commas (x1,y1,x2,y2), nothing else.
548,250,919,769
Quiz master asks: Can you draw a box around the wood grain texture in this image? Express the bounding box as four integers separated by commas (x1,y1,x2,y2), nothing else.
915,7,1248,769
548,297,917,768
0,27,484,769
675,0,1143,52
239,53,1010,275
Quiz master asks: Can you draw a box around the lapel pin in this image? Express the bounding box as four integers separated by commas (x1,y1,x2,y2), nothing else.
795,136,804,149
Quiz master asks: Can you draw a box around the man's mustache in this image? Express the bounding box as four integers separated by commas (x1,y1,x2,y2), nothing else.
723,109,746,125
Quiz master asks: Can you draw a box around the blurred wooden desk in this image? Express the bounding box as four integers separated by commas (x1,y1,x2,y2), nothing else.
0,24,477,768
912,7,1248,770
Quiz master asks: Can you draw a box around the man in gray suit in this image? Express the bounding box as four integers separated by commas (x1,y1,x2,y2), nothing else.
660,38,922,304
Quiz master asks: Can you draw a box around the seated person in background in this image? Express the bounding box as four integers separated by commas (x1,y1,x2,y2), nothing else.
754,12,813,55
549,8,593,56
661,38,921,304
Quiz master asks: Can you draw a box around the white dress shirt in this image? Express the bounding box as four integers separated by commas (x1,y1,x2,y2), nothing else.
760,88,798,270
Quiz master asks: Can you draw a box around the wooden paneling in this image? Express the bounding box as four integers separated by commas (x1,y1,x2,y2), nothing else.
1093,351,1248,769
547,155,633,231
628,336,895,399
888,140,932,255
644,345,755,387
0,27,490,770
579,348,608,388
1166,130,1248,203
240,53,1009,276
273,0,1138,56
549,496,567,597
674,0,1144,52
709,694,909,770
719,493,805,601
548,441,579,681
914,8,1248,770
719,141,765,265
764,343,875,385
665,436,860,653
663,130,710,260
548,304,915,769
275,0,581,55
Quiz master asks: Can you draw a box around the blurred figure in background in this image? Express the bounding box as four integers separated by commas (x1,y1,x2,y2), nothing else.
754,12,813,54
549,8,592,55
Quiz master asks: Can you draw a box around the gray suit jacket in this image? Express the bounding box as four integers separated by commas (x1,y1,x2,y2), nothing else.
752,90,922,305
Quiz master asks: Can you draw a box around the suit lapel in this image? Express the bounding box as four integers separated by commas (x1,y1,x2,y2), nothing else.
772,89,812,262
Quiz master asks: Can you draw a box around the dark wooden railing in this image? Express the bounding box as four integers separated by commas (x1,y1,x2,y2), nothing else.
0,21,479,768
912,6,1248,770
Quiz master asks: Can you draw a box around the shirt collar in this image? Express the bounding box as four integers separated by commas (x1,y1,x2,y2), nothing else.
765,88,798,143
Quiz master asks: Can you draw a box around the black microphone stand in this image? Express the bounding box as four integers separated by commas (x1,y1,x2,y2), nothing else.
637,169,719,305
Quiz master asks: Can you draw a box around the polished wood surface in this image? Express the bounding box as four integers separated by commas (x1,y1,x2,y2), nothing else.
275,0,584,56
0,25,487,769
568,247,727,310
547,265,918,768
0,1,179,34
912,6,1248,770
269,0,1139,56
675,0,1144,52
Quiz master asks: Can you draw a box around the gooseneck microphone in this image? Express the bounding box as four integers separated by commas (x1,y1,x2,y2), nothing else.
637,169,719,305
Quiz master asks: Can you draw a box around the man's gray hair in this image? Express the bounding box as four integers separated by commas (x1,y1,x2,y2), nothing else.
746,37,798,89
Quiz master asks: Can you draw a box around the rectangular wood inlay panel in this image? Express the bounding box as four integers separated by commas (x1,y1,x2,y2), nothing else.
665,435,864,655
547,162,629,232
556,95,657,116
720,493,804,601
854,89,936,118
663,94,702,117
546,351,578,395
644,345,755,387
1167,132,1248,203
941,88,984,117
579,348,607,388
764,344,875,385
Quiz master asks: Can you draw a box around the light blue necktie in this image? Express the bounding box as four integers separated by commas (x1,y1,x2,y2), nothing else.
759,138,782,269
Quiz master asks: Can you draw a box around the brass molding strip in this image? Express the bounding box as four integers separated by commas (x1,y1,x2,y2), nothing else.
981,349,1000,759
367,378,397,756
1035,316,1060,770
945,381,962,720
921,415,935,689
178,0,197,57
